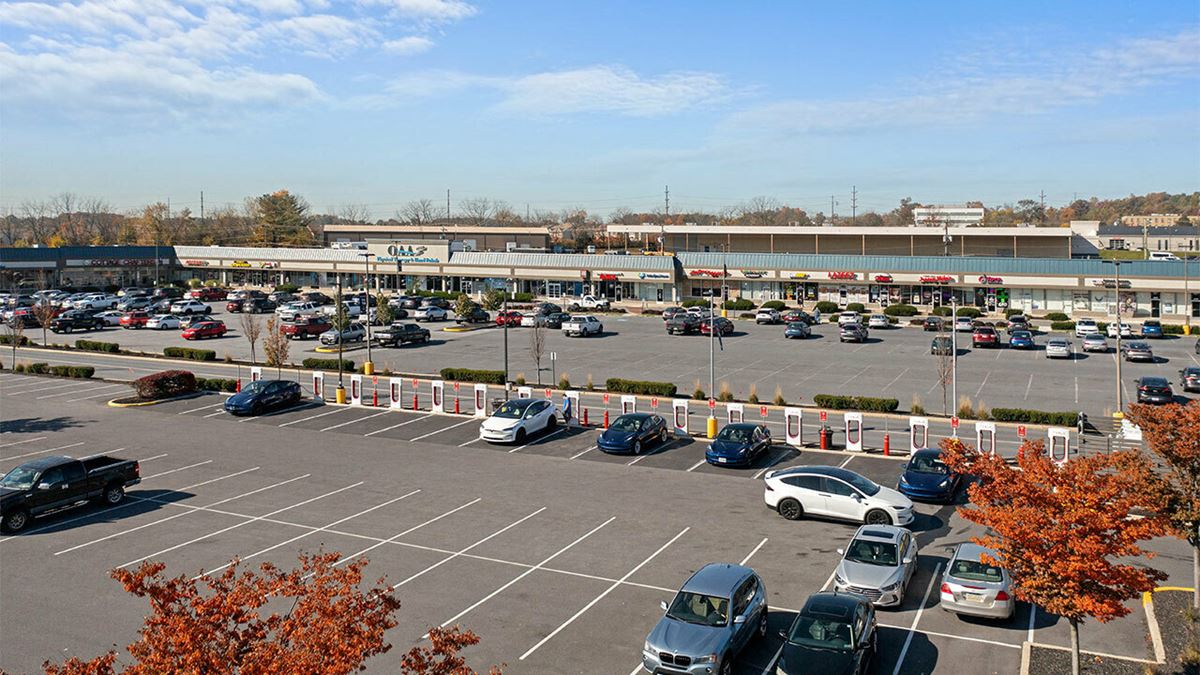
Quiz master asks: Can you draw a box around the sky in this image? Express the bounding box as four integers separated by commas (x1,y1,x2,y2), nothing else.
1,0,1198,220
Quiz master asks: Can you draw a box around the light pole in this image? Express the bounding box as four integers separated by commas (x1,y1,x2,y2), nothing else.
708,283,717,439
503,278,512,400
334,280,346,404
950,294,958,428
358,252,375,375
1104,260,1124,418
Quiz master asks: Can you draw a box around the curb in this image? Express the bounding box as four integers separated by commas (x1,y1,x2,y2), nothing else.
107,391,205,408
313,344,367,354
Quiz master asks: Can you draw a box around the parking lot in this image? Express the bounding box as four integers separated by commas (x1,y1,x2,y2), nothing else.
31,303,1200,417
1,371,1185,674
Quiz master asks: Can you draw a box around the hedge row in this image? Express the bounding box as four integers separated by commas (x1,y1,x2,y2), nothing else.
439,367,506,385
812,394,900,413
164,346,216,361
1050,321,1076,331
883,304,919,317
956,307,982,318
1044,312,1070,321
931,306,952,317
760,300,787,310
846,302,866,313
814,301,840,314
75,339,120,353
681,299,710,308
0,334,29,345
196,377,238,392
604,378,677,397
133,370,196,400
722,298,756,311
989,408,1079,426
302,357,356,371
13,363,94,378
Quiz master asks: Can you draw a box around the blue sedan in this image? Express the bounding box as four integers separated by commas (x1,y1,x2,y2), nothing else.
1141,321,1164,339
705,423,771,467
223,379,303,416
897,448,961,502
1008,330,1035,349
598,413,669,454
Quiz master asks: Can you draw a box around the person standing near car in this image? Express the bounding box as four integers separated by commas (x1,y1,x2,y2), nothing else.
561,392,572,425
813,308,821,325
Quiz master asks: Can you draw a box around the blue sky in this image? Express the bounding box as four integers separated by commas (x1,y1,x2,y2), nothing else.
1,0,1198,219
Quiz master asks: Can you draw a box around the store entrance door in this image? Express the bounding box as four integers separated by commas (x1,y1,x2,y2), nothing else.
1151,293,1161,318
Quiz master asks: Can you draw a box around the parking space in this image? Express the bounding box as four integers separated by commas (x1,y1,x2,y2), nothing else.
0,373,1175,673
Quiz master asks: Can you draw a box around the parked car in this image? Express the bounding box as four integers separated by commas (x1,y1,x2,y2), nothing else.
495,310,524,327
281,315,332,340
151,287,183,300
954,317,975,332
661,306,685,321
456,307,491,324
519,312,546,327
837,312,861,326
1074,318,1099,337
774,592,876,675
923,316,943,332
597,413,669,454
227,289,267,301
706,423,771,467
930,335,954,355
640,563,768,675
0,454,142,533
867,314,890,329
119,311,151,329
374,322,430,347
420,296,451,310
94,310,124,327
300,291,333,305
1122,341,1154,362
1180,366,1200,393
277,301,321,322
1107,322,1133,338
244,298,277,314
563,315,603,337
268,291,297,305
73,293,118,310
1135,376,1174,404
186,287,226,301
1081,333,1109,353
169,299,211,316
897,448,961,503
972,326,1000,348
117,296,152,311
319,322,366,345
182,320,227,340
567,295,610,311
783,309,814,324
180,313,215,329
146,314,181,330
940,543,1015,620
543,312,570,329
700,316,735,336
784,322,811,339
686,305,712,319
149,298,174,313
1006,315,1030,334
833,525,919,607
1044,337,1073,359
49,310,104,333
755,308,781,324
414,305,448,322
478,398,556,444
839,323,868,343
764,466,914,526
666,314,701,335
1008,330,1035,349
223,379,303,416
1141,320,1164,339
533,301,562,316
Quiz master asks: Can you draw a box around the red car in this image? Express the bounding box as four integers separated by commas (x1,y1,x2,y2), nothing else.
186,287,227,301
119,311,150,329
699,317,735,336
182,321,227,340
495,310,524,327
972,326,1000,348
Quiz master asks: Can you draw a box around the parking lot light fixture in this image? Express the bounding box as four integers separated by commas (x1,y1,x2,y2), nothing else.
334,281,346,405
950,295,958,428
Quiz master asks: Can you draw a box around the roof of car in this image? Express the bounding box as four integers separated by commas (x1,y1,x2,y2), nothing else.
771,465,864,483
616,413,654,421
682,563,754,596
1127,341,1151,348
801,591,864,618
722,422,761,431
953,542,995,563
911,448,942,460
853,524,905,542
502,398,539,410
1140,376,1169,385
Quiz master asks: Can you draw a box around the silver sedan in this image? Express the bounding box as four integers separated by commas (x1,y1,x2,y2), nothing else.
939,543,1015,620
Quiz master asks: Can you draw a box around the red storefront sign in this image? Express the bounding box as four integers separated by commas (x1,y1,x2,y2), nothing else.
873,274,893,283
977,275,1003,284
689,269,728,278
920,275,954,284
183,260,209,266
827,271,857,280
598,273,621,281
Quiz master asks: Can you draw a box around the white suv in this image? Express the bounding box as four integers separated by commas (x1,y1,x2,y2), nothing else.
562,315,602,337
837,311,861,326
764,465,914,526
1074,318,1099,337
169,299,210,315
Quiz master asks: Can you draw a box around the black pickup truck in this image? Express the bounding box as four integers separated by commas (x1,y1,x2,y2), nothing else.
375,322,431,347
0,454,141,533
49,310,104,333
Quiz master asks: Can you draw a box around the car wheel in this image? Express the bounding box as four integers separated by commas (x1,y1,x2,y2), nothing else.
104,484,125,505
633,440,642,454
777,498,803,520
865,509,892,525
757,608,768,639
1,509,29,533
514,428,527,444
659,429,668,444
718,656,732,675
546,415,556,431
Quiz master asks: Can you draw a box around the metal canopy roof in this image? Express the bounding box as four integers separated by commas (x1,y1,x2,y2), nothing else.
446,251,675,271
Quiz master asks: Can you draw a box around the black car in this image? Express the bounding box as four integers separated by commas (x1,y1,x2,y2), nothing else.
839,323,868,343
49,310,103,333
300,291,333,305
544,312,570,329
931,335,953,355
666,314,701,335
1136,376,1174,404
456,306,491,324
775,592,876,675
245,298,277,314
375,322,431,347
597,413,669,454
420,296,450,309
1180,366,1200,393
534,301,562,316
923,316,943,332
223,380,303,416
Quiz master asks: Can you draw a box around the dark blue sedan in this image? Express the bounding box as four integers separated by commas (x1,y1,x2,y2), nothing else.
897,448,961,502
1141,320,1164,339
598,413,669,454
223,379,303,416
1008,330,1035,349
705,423,771,467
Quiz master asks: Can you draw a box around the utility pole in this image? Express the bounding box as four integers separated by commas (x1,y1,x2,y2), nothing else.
444,189,450,240
200,191,205,228
1110,261,1124,418
830,196,836,222
1039,189,1046,226
664,185,670,218
950,295,958,426
851,186,857,224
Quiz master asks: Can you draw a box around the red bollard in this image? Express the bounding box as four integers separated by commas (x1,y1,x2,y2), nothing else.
819,427,828,450
883,433,890,456
236,378,241,392
412,393,419,410
603,409,609,428
454,397,460,414
372,387,378,407
582,408,589,426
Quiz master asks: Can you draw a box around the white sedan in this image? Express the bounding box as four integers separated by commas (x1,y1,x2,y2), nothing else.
146,314,181,330
94,310,124,326
519,312,546,327
479,398,557,444
867,314,890,329
1107,322,1133,338
414,306,448,322
954,317,975,332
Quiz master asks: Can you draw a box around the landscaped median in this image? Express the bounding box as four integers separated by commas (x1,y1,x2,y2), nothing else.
109,369,202,407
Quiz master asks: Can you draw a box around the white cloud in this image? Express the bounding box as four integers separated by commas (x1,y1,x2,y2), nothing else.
261,13,378,56
358,0,476,22
382,35,433,55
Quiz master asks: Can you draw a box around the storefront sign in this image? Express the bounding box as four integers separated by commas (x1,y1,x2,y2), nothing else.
688,269,728,278
598,273,623,281
259,262,279,269
368,239,450,265
1090,278,1132,289
920,275,954,284
785,272,810,280
827,271,857,280
977,275,1003,285
638,272,671,280
183,260,209,266
873,274,893,283
230,260,251,268
67,258,158,267
740,270,768,279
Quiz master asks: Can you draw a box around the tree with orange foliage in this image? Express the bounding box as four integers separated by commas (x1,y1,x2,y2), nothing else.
43,552,502,675
939,437,1166,675
1127,400,1200,608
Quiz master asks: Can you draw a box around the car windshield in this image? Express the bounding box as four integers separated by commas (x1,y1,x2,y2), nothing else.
845,539,898,566
493,401,530,419
949,558,1004,583
717,426,750,443
666,591,729,627
610,416,642,432
240,381,269,395
787,322,805,329
786,615,854,651
909,454,949,474
0,465,39,489
844,472,881,496
1012,331,1031,339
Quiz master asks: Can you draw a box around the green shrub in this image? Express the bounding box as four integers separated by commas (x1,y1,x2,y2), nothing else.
13,364,24,373
133,370,196,400
0,334,30,346
846,302,866,313
722,298,755,311
75,339,120,353
302,357,356,371
273,283,300,294
932,306,952,317
195,377,238,392
1044,312,1069,321
955,307,982,318
1050,321,1076,331
439,367,505,385
164,346,216,361
814,301,840,314
1004,308,1023,318
48,365,93,378
1162,323,1186,335
812,394,900,413
989,408,1078,426
25,362,49,374
761,300,787,310
883,304,918,317
681,299,710,308
508,292,534,303
605,378,677,397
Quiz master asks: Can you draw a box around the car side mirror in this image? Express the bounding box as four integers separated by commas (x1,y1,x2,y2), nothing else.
659,600,668,611
836,548,845,555
903,555,915,565
733,615,746,625
778,629,788,640
37,482,51,490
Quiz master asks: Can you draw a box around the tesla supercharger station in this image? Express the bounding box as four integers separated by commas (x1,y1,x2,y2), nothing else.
250,366,262,382
672,399,689,435
727,402,744,424
784,408,803,447
844,412,864,452
473,384,488,417
975,421,997,456
349,374,362,405
621,395,636,415
389,378,403,409
431,380,445,413
311,371,324,400
908,416,929,452
517,386,532,399
1048,427,1071,465
565,391,581,426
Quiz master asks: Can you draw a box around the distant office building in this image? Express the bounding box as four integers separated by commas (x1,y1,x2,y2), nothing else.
1120,213,1199,228
322,223,550,252
911,205,985,227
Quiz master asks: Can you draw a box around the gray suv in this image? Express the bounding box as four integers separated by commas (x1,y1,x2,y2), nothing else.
833,525,918,608
641,563,767,675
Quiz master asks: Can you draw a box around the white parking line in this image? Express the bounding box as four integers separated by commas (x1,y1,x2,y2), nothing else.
321,410,390,431
141,460,213,480
457,436,483,447
570,445,595,459
0,441,84,462
202,409,227,418
752,450,790,480
891,563,942,675
177,401,227,415
838,456,854,468
67,389,131,402
686,458,707,471
519,527,689,661
138,453,169,462
880,368,910,392
739,537,768,566
364,414,431,437
974,371,990,399
509,427,566,453
54,469,301,555
121,481,363,569
38,383,124,399
4,381,82,395
409,417,477,442
1027,604,1037,643
0,436,45,449
330,496,476,573
391,507,546,589
277,407,350,427
1023,374,1034,401
432,516,616,635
